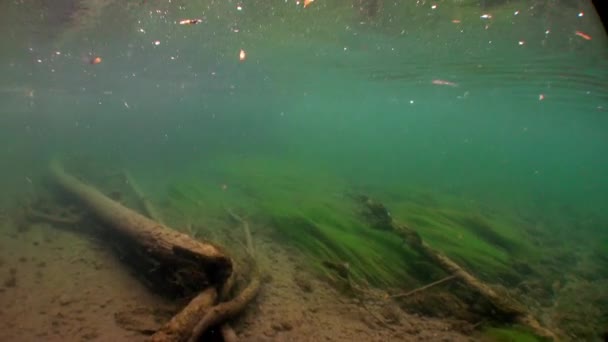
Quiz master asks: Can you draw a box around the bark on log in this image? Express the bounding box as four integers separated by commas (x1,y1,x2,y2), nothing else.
50,161,233,295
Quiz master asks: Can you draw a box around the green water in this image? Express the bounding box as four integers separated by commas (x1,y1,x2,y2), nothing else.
1,0,607,340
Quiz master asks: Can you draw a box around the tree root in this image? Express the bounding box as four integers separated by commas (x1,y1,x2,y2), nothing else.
150,288,218,341
188,273,261,342
178,208,263,342
220,323,238,342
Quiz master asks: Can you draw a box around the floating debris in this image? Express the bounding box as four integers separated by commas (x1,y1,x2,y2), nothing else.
432,79,458,87
179,19,203,25
575,31,592,40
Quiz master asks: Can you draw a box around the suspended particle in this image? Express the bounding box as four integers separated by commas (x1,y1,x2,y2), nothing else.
575,31,592,40
179,19,202,25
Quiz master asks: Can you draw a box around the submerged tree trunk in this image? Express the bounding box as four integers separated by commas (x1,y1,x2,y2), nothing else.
359,196,557,340
50,161,263,341
50,160,233,296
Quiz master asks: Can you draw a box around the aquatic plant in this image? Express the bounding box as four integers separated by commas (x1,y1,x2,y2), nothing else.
478,326,545,342
162,156,547,286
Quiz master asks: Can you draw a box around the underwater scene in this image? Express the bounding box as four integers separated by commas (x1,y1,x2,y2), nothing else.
1,0,607,341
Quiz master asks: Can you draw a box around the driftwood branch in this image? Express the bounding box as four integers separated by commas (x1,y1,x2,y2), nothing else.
225,208,255,259
26,206,82,225
188,274,261,342
122,170,164,224
220,323,239,342
360,197,557,340
185,209,263,342
150,288,218,341
49,161,238,341
390,275,457,299
50,160,232,290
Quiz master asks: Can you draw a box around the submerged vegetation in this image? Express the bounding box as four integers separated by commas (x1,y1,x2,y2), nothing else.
162,155,535,288
478,326,545,342
153,155,608,339
1,0,606,340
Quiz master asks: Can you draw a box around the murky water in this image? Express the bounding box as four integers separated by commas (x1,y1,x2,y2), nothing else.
1,1,607,341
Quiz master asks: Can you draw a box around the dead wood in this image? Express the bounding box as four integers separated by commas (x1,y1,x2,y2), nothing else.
50,160,264,341
220,323,238,342
26,206,82,225
50,160,232,295
188,274,261,342
359,196,557,340
123,170,165,224
225,208,255,259
150,288,218,342
186,209,262,342
390,275,457,299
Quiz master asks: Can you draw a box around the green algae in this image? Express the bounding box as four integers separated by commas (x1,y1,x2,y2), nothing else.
160,156,539,288
478,326,546,342
162,156,420,287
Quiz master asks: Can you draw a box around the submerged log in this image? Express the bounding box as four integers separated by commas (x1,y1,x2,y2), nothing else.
359,196,557,340
50,161,263,341
49,160,232,296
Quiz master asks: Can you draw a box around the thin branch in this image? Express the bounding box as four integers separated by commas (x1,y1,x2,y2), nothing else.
26,206,82,225
390,275,457,299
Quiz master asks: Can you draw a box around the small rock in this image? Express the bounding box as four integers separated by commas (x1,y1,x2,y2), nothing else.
264,329,277,337
3,275,16,288
270,320,294,332
280,321,293,331
81,332,99,340
293,272,314,293
380,304,401,324
58,295,73,306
